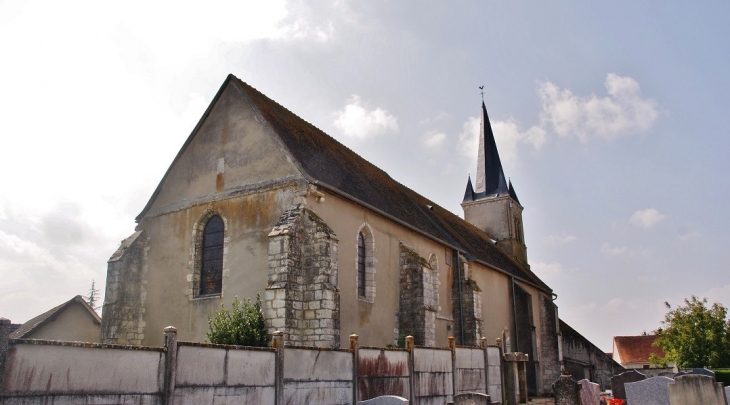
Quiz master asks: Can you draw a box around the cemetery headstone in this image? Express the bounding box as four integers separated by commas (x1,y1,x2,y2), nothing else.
610,369,646,400
667,374,726,405
553,375,582,405
358,395,410,405
724,386,729,405
578,379,600,405
453,392,491,405
624,376,673,405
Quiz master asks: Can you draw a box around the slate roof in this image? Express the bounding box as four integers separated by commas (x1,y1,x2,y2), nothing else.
463,101,511,202
10,295,101,339
232,76,551,292
613,335,665,364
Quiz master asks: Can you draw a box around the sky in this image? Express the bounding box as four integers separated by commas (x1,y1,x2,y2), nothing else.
1,0,729,352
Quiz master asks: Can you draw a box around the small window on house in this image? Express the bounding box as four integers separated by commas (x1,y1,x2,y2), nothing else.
200,215,224,296
357,232,366,298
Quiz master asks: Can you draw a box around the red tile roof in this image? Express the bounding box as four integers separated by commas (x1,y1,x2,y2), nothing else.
613,335,665,364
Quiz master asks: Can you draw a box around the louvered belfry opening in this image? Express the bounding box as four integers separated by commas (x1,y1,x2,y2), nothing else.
200,215,224,296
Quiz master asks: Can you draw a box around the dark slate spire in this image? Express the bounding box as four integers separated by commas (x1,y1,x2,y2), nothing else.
508,179,520,205
463,175,475,202
473,101,509,199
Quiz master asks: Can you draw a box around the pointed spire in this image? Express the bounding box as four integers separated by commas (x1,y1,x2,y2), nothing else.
463,175,475,202
508,179,520,205
473,101,509,198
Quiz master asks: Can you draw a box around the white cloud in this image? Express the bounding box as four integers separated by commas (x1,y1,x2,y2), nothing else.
545,233,577,245
333,95,399,139
424,132,446,148
532,261,565,278
601,242,628,256
630,208,666,228
678,230,700,241
538,73,658,142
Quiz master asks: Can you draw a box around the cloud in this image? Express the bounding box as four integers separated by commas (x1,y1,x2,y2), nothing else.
630,208,666,228
333,95,399,139
678,230,700,241
600,242,628,256
538,73,657,142
457,116,544,168
532,261,565,278
424,132,446,148
545,233,576,245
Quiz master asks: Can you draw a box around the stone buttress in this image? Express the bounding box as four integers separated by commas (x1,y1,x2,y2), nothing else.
264,205,340,348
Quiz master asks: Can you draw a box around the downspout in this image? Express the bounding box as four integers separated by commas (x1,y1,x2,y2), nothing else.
454,250,465,345
510,276,519,352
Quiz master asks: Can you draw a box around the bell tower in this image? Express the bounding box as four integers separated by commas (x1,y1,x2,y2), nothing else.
461,101,528,264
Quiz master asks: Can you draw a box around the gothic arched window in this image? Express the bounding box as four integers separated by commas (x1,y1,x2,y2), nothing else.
357,231,366,298
200,215,224,296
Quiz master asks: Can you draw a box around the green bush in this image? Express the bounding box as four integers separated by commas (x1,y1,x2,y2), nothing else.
206,294,268,347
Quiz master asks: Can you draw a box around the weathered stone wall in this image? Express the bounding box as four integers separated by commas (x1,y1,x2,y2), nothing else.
451,254,482,346
398,243,428,346
0,318,20,389
265,205,340,347
538,292,561,394
101,231,149,345
560,319,624,390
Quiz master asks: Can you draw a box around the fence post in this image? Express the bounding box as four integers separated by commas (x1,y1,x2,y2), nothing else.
163,326,178,405
272,331,284,405
481,337,488,396
350,334,359,405
449,336,456,399
406,335,415,404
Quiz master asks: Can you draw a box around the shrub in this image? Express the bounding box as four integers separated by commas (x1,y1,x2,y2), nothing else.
206,294,268,347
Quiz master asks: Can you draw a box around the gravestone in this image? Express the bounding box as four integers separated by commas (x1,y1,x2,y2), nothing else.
453,392,491,405
724,386,729,405
358,395,409,404
674,368,715,381
667,374,726,405
553,375,582,405
578,379,600,405
610,369,646,400
624,376,673,405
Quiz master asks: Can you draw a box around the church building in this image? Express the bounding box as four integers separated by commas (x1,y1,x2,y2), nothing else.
101,74,562,395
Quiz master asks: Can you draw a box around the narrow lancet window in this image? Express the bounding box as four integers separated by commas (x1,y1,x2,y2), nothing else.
200,215,224,296
357,231,366,297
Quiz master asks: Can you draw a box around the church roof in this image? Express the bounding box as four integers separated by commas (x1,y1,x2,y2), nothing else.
138,75,551,293
9,295,100,339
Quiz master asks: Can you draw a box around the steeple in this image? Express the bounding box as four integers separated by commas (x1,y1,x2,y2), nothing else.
464,102,509,201
461,98,528,265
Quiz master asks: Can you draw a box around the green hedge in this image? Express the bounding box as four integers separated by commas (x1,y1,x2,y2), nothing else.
713,369,730,386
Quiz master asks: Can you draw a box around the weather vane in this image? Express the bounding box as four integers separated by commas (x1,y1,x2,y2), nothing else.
479,85,484,101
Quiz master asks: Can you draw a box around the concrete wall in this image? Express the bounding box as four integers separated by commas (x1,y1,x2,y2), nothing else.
1,333,508,404
283,347,353,404
486,346,503,402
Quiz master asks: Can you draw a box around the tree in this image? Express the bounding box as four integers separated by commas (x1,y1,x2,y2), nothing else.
206,294,268,347
652,295,730,369
85,279,101,312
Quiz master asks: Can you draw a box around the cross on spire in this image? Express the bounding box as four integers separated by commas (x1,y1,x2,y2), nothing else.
479,85,485,102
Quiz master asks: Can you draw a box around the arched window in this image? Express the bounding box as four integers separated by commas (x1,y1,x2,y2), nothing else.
357,232,366,297
356,224,376,301
200,215,224,296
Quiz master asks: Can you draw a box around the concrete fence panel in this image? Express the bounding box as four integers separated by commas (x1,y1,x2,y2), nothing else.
358,348,410,401
486,346,502,402
173,343,276,405
283,347,353,405
454,347,486,395
412,347,453,405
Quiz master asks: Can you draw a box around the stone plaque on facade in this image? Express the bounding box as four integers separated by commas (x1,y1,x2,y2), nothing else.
610,369,646,399
624,376,673,405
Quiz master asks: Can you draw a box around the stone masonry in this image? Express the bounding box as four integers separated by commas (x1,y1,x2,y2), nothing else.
265,205,340,348
101,231,149,345
451,253,482,346
539,293,562,393
397,242,438,347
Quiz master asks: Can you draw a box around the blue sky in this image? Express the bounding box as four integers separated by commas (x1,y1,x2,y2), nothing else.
1,1,728,351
